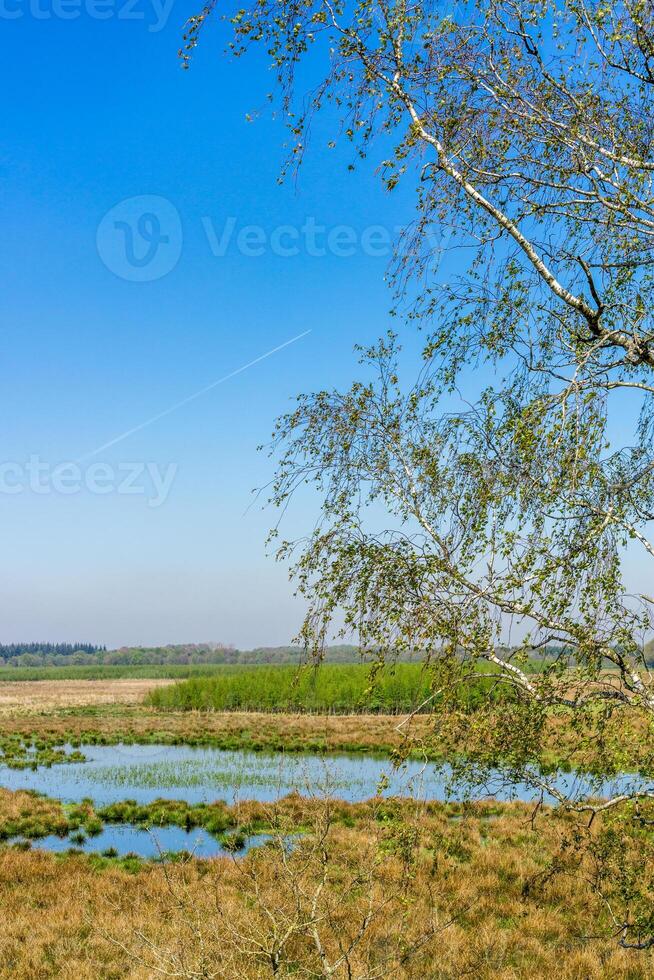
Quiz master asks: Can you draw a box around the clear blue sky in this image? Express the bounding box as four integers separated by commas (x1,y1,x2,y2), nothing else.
0,2,421,648
6,6,645,650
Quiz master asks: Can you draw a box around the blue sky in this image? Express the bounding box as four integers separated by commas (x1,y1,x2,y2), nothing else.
6,5,647,650
0,1,422,647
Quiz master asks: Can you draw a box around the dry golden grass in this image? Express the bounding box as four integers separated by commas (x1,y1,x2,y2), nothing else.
0,796,649,978
0,679,175,715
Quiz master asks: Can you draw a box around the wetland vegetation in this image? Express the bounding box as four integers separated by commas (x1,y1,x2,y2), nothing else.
1,786,652,977
0,677,652,975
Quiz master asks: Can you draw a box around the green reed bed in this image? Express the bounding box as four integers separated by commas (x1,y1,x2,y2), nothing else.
146,663,476,715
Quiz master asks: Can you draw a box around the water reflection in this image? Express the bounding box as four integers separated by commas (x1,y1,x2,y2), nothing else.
10,824,274,859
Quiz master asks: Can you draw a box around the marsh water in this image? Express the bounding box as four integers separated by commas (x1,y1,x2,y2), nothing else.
0,742,635,808
2,743,641,858
12,824,274,859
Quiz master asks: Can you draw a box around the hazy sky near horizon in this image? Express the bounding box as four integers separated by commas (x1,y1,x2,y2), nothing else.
0,0,428,648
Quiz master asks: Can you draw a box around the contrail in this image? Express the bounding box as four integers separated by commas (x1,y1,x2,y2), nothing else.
77,329,311,461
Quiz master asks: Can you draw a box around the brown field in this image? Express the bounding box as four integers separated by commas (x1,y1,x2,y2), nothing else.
0,678,175,715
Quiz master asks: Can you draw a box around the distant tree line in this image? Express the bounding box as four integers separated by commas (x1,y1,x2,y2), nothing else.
0,642,462,669
0,642,365,668
0,643,106,667
0,641,600,669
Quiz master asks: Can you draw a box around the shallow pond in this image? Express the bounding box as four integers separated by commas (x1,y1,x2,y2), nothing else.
10,824,274,859
0,743,635,807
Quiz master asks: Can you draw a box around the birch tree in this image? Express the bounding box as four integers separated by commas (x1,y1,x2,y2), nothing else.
185,0,654,944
